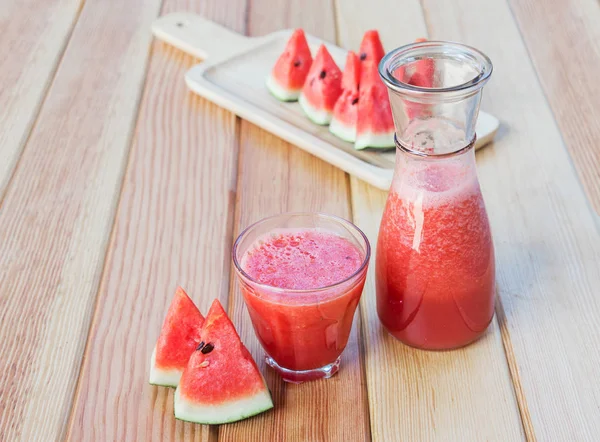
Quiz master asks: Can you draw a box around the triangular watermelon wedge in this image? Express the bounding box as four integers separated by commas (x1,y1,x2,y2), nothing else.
358,30,385,82
149,287,205,387
391,38,435,87
330,51,361,142
299,44,343,125
391,38,435,120
355,62,395,150
408,38,435,88
266,29,313,101
174,299,273,424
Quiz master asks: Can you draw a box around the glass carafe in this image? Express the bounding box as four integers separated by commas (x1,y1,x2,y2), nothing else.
376,41,495,350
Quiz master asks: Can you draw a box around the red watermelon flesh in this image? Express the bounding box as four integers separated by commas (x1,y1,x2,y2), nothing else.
355,62,395,150
149,287,205,387
390,38,435,120
409,38,435,88
330,51,361,142
267,29,313,101
358,30,385,82
391,38,434,87
340,50,361,92
174,299,273,424
299,44,343,125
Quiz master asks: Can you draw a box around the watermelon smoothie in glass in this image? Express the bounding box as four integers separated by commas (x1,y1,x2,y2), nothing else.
376,41,495,349
233,213,370,383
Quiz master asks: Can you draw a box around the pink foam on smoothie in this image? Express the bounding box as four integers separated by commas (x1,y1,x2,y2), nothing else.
392,158,480,208
242,229,363,290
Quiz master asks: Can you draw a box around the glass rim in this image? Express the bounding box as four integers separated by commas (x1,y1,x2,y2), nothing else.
232,212,371,294
379,40,493,97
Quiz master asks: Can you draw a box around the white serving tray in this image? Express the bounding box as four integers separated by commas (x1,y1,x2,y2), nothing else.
152,13,499,190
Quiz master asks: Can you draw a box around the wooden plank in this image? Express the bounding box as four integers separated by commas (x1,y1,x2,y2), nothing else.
0,0,82,196
508,0,600,214
65,1,247,441
0,0,162,440
218,2,371,441
420,0,600,439
335,1,526,440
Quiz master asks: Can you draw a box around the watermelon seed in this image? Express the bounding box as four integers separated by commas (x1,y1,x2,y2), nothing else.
352,98,359,105
201,343,214,354
319,70,326,79
294,60,301,67
360,53,367,61
200,361,209,368
196,341,205,351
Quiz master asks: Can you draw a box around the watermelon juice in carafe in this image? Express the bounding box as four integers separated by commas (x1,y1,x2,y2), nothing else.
376,41,495,349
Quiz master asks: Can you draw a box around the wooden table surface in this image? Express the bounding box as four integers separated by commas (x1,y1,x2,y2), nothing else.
1,0,599,441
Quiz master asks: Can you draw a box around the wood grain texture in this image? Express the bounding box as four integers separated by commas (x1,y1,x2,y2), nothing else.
0,0,161,440
65,1,247,441
218,2,370,441
0,0,82,196
336,0,525,440
1,1,597,441
421,0,600,439
507,0,600,214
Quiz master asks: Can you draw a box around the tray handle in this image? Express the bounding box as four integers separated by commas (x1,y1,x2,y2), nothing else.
152,12,250,60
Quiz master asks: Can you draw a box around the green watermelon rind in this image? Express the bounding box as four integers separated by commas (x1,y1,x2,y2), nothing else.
174,385,274,424
266,74,301,102
329,117,356,143
354,131,395,150
149,346,184,388
299,93,333,125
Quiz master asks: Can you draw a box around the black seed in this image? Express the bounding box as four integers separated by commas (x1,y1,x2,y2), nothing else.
360,53,367,61
351,98,359,105
293,60,301,67
196,341,205,351
201,343,214,354
319,70,326,79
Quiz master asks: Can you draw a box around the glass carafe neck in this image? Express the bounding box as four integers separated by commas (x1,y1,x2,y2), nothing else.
391,143,478,197
379,41,492,156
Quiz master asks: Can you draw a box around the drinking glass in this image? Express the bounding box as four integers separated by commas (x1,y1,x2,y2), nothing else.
233,213,370,382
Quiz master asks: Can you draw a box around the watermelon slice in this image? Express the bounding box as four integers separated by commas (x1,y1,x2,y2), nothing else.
149,287,205,387
174,299,273,424
390,38,435,120
409,38,435,88
392,38,435,87
298,45,343,125
329,51,361,142
358,30,385,82
355,62,395,150
266,29,313,101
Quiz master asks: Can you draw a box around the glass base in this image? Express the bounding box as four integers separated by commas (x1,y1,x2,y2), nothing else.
265,356,340,384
